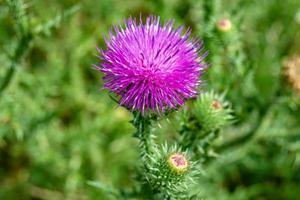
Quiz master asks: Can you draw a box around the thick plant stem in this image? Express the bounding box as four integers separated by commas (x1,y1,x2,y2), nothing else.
138,125,152,158
180,127,219,162
132,112,155,160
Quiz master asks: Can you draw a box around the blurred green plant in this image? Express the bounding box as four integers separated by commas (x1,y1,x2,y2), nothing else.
0,0,79,97
0,0,299,199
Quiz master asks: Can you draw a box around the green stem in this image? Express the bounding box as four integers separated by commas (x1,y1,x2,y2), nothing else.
0,0,33,97
203,0,216,23
199,131,218,151
0,32,32,96
179,128,194,150
132,112,154,160
0,63,16,96
193,131,218,162
203,0,221,24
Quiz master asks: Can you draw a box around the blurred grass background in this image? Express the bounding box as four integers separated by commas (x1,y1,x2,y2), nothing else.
0,0,300,199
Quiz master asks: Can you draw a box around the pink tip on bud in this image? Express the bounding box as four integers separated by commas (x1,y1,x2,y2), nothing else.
211,99,222,110
217,18,232,32
167,153,188,174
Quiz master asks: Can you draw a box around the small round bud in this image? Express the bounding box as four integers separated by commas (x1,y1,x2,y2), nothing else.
145,145,197,197
184,92,233,133
217,18,232,32
167,153,188,174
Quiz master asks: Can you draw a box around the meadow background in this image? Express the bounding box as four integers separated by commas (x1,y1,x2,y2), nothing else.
0,0,300,199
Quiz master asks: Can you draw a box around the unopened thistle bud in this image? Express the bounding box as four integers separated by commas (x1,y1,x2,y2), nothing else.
284,55,300,92
145,145,197,198
217,18,232,32
191,91,233,133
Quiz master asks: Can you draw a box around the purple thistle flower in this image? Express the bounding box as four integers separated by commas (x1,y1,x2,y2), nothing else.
95,16,207,113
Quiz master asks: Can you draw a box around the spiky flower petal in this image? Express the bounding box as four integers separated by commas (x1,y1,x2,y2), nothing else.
95,16,207,113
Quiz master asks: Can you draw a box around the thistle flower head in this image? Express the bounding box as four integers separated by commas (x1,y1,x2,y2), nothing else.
95,16,207,113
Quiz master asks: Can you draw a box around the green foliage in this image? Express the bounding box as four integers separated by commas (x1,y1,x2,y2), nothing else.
0,0,300,199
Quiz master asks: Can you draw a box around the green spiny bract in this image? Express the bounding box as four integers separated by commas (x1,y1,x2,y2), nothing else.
184,91,233,135
144,144,199,199
177,91,234,161
131,111,158,162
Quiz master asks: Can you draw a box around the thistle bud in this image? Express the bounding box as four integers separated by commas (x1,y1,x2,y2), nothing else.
145,145,197,198
217,18,232,32
191,92,233,134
